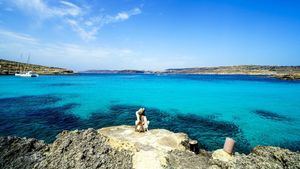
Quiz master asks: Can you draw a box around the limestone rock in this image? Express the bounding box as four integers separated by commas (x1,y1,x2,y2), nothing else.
0,126,299,169
98,125,189,169
165,149,211,169
35,128,133,169
212,149,234,162
0,136,48,169
210,146,300,169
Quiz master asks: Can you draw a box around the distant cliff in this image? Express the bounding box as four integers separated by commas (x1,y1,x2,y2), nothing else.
164,65,300,80
0,59,74,75
80,69,153,74
81,65,300,80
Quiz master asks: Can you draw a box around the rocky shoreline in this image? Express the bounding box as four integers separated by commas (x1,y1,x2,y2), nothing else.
0,59,74,75
0,125,299,169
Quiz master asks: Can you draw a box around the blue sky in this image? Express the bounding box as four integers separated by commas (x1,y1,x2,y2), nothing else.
0,0,299,70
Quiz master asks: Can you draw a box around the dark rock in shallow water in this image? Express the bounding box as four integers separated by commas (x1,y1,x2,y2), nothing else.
172,114,251,153
0,95,61,113
108,104,251,153
277,140,300,153
0,97,82,143
26,103,80,128
253,110,291,122
0,98,295,154
0,95,83,144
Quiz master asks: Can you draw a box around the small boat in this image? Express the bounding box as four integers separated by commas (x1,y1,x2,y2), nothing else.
15,54,39,77
15,71,39,77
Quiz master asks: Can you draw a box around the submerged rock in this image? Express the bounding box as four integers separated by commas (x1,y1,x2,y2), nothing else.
0,125,299,169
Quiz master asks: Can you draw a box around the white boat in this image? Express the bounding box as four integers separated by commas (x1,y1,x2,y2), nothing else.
15,71,39,77
14,54,39,77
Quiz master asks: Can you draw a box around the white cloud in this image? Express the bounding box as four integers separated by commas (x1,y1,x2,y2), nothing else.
8,0,142,40
0,29,37,43
0,29,196,70
115,13,129,20
66,19,99,41
0,29,136,70
12,0,82,18
108,7,142,22
59,0,82,16
65,7,142,41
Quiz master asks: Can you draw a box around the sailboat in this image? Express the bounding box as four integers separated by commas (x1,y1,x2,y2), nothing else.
15,71,39,77
15,54,39,77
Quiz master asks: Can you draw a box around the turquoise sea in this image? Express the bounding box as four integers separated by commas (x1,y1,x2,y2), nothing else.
0,74,299,153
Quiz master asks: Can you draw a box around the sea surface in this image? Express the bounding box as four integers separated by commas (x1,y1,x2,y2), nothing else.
0,74,299,153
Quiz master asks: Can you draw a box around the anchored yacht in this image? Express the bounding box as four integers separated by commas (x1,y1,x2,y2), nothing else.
15,54,39,77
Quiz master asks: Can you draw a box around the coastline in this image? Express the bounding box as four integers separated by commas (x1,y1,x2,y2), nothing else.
1,125,299,169
79,72,300,81
0,59,74,75
1,58,299,80
80,65,300,81
1,72,299,81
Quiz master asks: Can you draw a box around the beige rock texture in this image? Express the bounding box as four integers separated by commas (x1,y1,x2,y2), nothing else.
212,149,234,162
1,125,299,169
99,125,189,169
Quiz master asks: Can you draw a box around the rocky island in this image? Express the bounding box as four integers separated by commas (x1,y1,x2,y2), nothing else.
1,125,299,169
165,65,300,80
0,59,74,75
81,65,300,80
80,69,153,74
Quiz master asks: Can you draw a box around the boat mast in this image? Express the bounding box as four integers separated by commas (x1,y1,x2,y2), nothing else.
19,53,23,73
25,54,30,72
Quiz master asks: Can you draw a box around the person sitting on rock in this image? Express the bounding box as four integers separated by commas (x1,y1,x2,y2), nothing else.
135,108,150,132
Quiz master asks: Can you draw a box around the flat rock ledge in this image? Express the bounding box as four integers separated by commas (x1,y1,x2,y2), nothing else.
99,125,189,169
0,125,299,169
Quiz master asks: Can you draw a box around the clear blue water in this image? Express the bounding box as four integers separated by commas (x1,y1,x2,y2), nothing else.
0,74,299,153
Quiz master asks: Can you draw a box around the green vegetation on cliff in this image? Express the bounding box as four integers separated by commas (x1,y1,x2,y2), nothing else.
0,59,74,75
